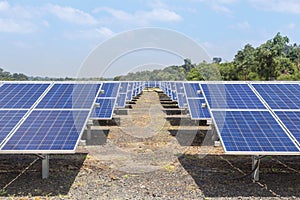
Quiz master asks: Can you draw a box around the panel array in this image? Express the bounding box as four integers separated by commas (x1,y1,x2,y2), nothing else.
90,82,120,119
212,110,299,153
184,82,210,119
0,82,101,153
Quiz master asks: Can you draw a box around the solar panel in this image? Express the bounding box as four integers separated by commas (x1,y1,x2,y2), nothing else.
212,110,300,154
201,83,266,109
175,82,187,108
177,93,187,108
275,111,300,144
119,82,129,93
90,98,116,119
0,110,28,144
126,82,133,101
0,83,50,108
98,82,120,98
1,110,90,152
184,82,203,98
252,83,300,109
116,93,127,108
37,83,101,109
0,82,101,154
187,98,211,119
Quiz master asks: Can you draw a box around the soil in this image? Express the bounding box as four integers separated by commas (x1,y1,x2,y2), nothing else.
0,90,299,199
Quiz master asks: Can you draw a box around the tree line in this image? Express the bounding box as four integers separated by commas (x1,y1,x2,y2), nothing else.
117,32,300,81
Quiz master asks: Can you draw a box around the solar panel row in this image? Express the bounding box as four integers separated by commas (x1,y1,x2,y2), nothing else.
0,82,101,153
200,82,300,155
184,82,210,119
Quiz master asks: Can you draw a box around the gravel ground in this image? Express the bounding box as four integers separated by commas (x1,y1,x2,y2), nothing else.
0,90,299,199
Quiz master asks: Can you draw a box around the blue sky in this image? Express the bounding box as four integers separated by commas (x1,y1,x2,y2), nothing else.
0,0,299,77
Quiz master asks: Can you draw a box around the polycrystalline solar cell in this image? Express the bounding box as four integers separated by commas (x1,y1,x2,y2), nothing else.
184,83,203,98
187,98,211,119
37,83,100,109
253,84,300,109
201,84,265,109
212,110,299,153
90,98,115,119
2,110,89,151
0,110,28,143
116,93,127,108
119,82,129,93
275,111,300,144
0,83,50,108
177,93,187,108
98,82,120,98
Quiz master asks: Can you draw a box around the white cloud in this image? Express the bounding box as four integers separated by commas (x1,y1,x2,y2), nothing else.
249,0,300,14
64,27,114,40
95,7,182,25
230,21,251,30
0,1,9,11
46,4,98,25
195,0,238,14
96,27,114,38
0,18,35,33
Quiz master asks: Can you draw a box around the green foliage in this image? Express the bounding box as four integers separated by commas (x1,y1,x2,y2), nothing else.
0,68,29,81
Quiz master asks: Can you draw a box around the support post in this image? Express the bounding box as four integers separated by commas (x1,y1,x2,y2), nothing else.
86,119,93,141
42,155,49,179
252,155,260,181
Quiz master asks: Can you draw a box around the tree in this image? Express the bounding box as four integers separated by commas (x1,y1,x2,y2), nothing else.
213,57,222,63
256,32,290,80
233,44,256,80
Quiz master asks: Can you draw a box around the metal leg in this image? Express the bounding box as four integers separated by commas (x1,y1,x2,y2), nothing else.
42,155,49,179
87,127,91,141
252,155,260,181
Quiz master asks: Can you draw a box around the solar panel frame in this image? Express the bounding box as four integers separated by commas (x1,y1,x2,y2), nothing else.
0,82,51,109
1,109,91,153
98,82,120,98
211,110,300,155
275,110,300,145
252,83,300,110
36,83,101,109
201,83,266,109
89,98,117,120
0,81,102,154
187,98,211,119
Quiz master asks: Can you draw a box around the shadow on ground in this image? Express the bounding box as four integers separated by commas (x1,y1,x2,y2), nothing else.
178,154,300,198
0,153,87,197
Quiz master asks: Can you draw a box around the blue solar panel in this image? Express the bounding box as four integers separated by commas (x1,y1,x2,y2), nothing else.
175,82,185,93
116,93,127,108
253,84,300,109
90,98,116,119
0,110,28,144
37,83,100,109
0,83,50,108
98,82,120,98
171,91,177,101
119,82,129,93
201,83,266,109
187,98,211,119
177,93,187,108
126,82,133,101
275,111,300,144
184,83,203,98
2,110,89,151
212,110,299,153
